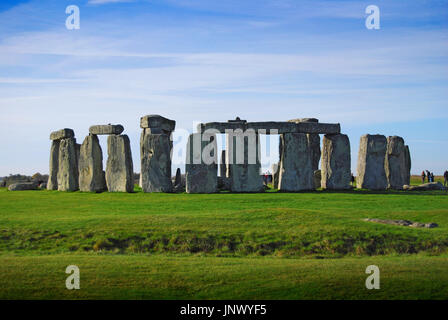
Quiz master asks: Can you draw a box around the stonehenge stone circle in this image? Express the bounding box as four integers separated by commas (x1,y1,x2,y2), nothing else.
79,134,107,192
226,129,264,193
57,137,79,191
106,134,134,192
47,140,60,190
321,134,351,190
278,133,314,191
89,124,124,135
356,134,388,190
385,136,408,190
45,116,413,195
185,133,218,193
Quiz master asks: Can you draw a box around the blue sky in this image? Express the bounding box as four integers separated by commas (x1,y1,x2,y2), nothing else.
0,0,447,176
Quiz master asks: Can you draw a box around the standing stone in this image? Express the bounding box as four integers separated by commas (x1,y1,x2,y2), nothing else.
75,143,81,174
106,135,134,193
404,145,411,186
288,118,321,171
385,136,407,190
57,138,79,191
278,133,314,191
314,170,321,189
226,130,264,192
47,140,60,190
140,115,175,193
220,150,227,177
308,134,321,171
321,134,351,190
174,168,182,187
272,162,280,189
141,131,173,192
356,134,388,190
185,133,218,193
79,134,107,192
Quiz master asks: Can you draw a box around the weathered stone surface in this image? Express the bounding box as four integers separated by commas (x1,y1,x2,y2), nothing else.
314,170,321,189
140,131,173,192
89,124,124,135
404,145,411,185
185,133,218,193
308,134,321,171
220,150,227,177
364,218,438,228
278,133,314,191
106,135,134,193
50,128,74,141
385,136,407,190
47,140,60,190
287,118,321,170
321,134,351,190
403,182,447,191
198,121,340,135
79,134,107,192
140,115,176,133
226,130,264,192
356,134,388,190
8,182,38,191
57,138,79,191
272,163,279,189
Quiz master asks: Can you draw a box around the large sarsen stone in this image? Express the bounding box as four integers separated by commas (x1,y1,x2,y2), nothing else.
79,134,107,192
321,134,351,190
57,137,79,191
356,134,387,190
106,135,134,192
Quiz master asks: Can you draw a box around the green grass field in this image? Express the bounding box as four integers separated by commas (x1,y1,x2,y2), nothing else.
0,180,447,299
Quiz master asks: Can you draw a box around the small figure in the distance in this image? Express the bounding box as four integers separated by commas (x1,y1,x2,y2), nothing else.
421,170,426,184
444,170,448,187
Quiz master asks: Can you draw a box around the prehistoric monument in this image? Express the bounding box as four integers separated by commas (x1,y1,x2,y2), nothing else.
48,125,133,192
46,115,411,193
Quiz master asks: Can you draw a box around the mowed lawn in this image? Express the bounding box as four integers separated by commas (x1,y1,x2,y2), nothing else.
0,186,447,299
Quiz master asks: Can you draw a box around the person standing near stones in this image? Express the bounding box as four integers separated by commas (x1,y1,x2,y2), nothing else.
444,170,448,186
421,171,426,184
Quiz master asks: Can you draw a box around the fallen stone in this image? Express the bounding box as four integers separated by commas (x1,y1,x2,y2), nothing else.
57,137,79,191
140,115,176,133
403,182,447,191
50,128,75,141
364,218,438,228
8,182,38,191
278,133,314,191
89,124,124,135
185,133,218,193
79,134,107,192
385,136,407,190
106,134,134,193
321,134,351,190
140,131,173,192
356,134,388,190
